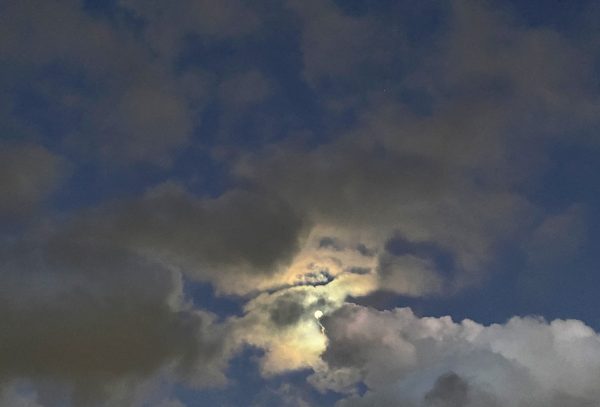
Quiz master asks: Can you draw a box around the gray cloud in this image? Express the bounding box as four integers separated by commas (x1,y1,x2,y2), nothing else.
287,0,407,113
232,0,600,299
424,372,470,407
0,386,44,407
153,400,187,407
288,0,393,82
119,0,260,58
218,70,271,108
269,295,306,328
526,204,587,267
80,80,194,165
234,99,534,295
0,0,206,166
518,204,589,304
0,228,230,405
77,183,309,292
377,253,444,297
0,0,283,167
0,145,312,402
250,383,314,407
0,143,65,221
0,181,311,403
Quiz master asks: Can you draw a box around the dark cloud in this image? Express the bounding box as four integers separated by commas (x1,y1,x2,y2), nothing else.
0,229,230,405
0,182,309,403
79,80,194,165
93,184,309,291
0,0,133,72
0,0,207,165
518,204,589,305
526,204,587,267
269,296,306,328
377,252,444,296
318,237,344,251
234,99,534,295
0,143,65,221
119,0,261,58
0,0,284,167
232,0,600,298
355,244,375,258
29,182,310,295
218,70,272,107
287,0,407,111
424,372,469,407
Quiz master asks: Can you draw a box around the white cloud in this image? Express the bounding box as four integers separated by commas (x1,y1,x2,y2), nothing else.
309,304,600,407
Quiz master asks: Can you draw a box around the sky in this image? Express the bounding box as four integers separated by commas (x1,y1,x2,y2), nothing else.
1,0,600,406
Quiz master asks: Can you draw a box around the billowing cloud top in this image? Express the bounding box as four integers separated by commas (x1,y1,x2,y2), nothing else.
1,0,600,406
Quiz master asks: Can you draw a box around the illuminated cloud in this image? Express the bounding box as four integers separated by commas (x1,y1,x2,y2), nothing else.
316,304,600,407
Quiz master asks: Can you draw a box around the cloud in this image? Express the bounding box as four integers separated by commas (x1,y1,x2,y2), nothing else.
518,204,589,304
450,1,595,107
250,383,313,407
423,372,470,407
83,80,194,165
309,304,600,407
153,399,187,407
218,70,271,107
0,168,311,403
0,226,231,404
288,0,390,83
377,253,444,297
0,143,65,221
0,385,44,407
234,99,534,297
0,0,130,71
526,204,587,267
0,180,310,402
0,0,208,166
119,0,260,58
231,268,377,376
230,0,600,301
213,69,286,144
77,183,309,294
1,0,599,404
0,178,314,401
286,0,406,112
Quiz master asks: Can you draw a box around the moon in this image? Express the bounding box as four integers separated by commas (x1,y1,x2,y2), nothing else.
314,310,324,319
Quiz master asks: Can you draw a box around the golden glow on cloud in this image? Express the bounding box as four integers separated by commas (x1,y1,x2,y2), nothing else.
217,224,380,296
232,260,378,375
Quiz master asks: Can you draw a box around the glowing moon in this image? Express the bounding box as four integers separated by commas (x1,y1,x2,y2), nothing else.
314,310,324,319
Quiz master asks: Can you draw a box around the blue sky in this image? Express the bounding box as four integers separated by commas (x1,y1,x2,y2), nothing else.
1,1,600,406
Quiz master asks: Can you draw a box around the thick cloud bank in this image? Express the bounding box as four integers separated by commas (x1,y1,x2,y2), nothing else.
317,305,600,407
